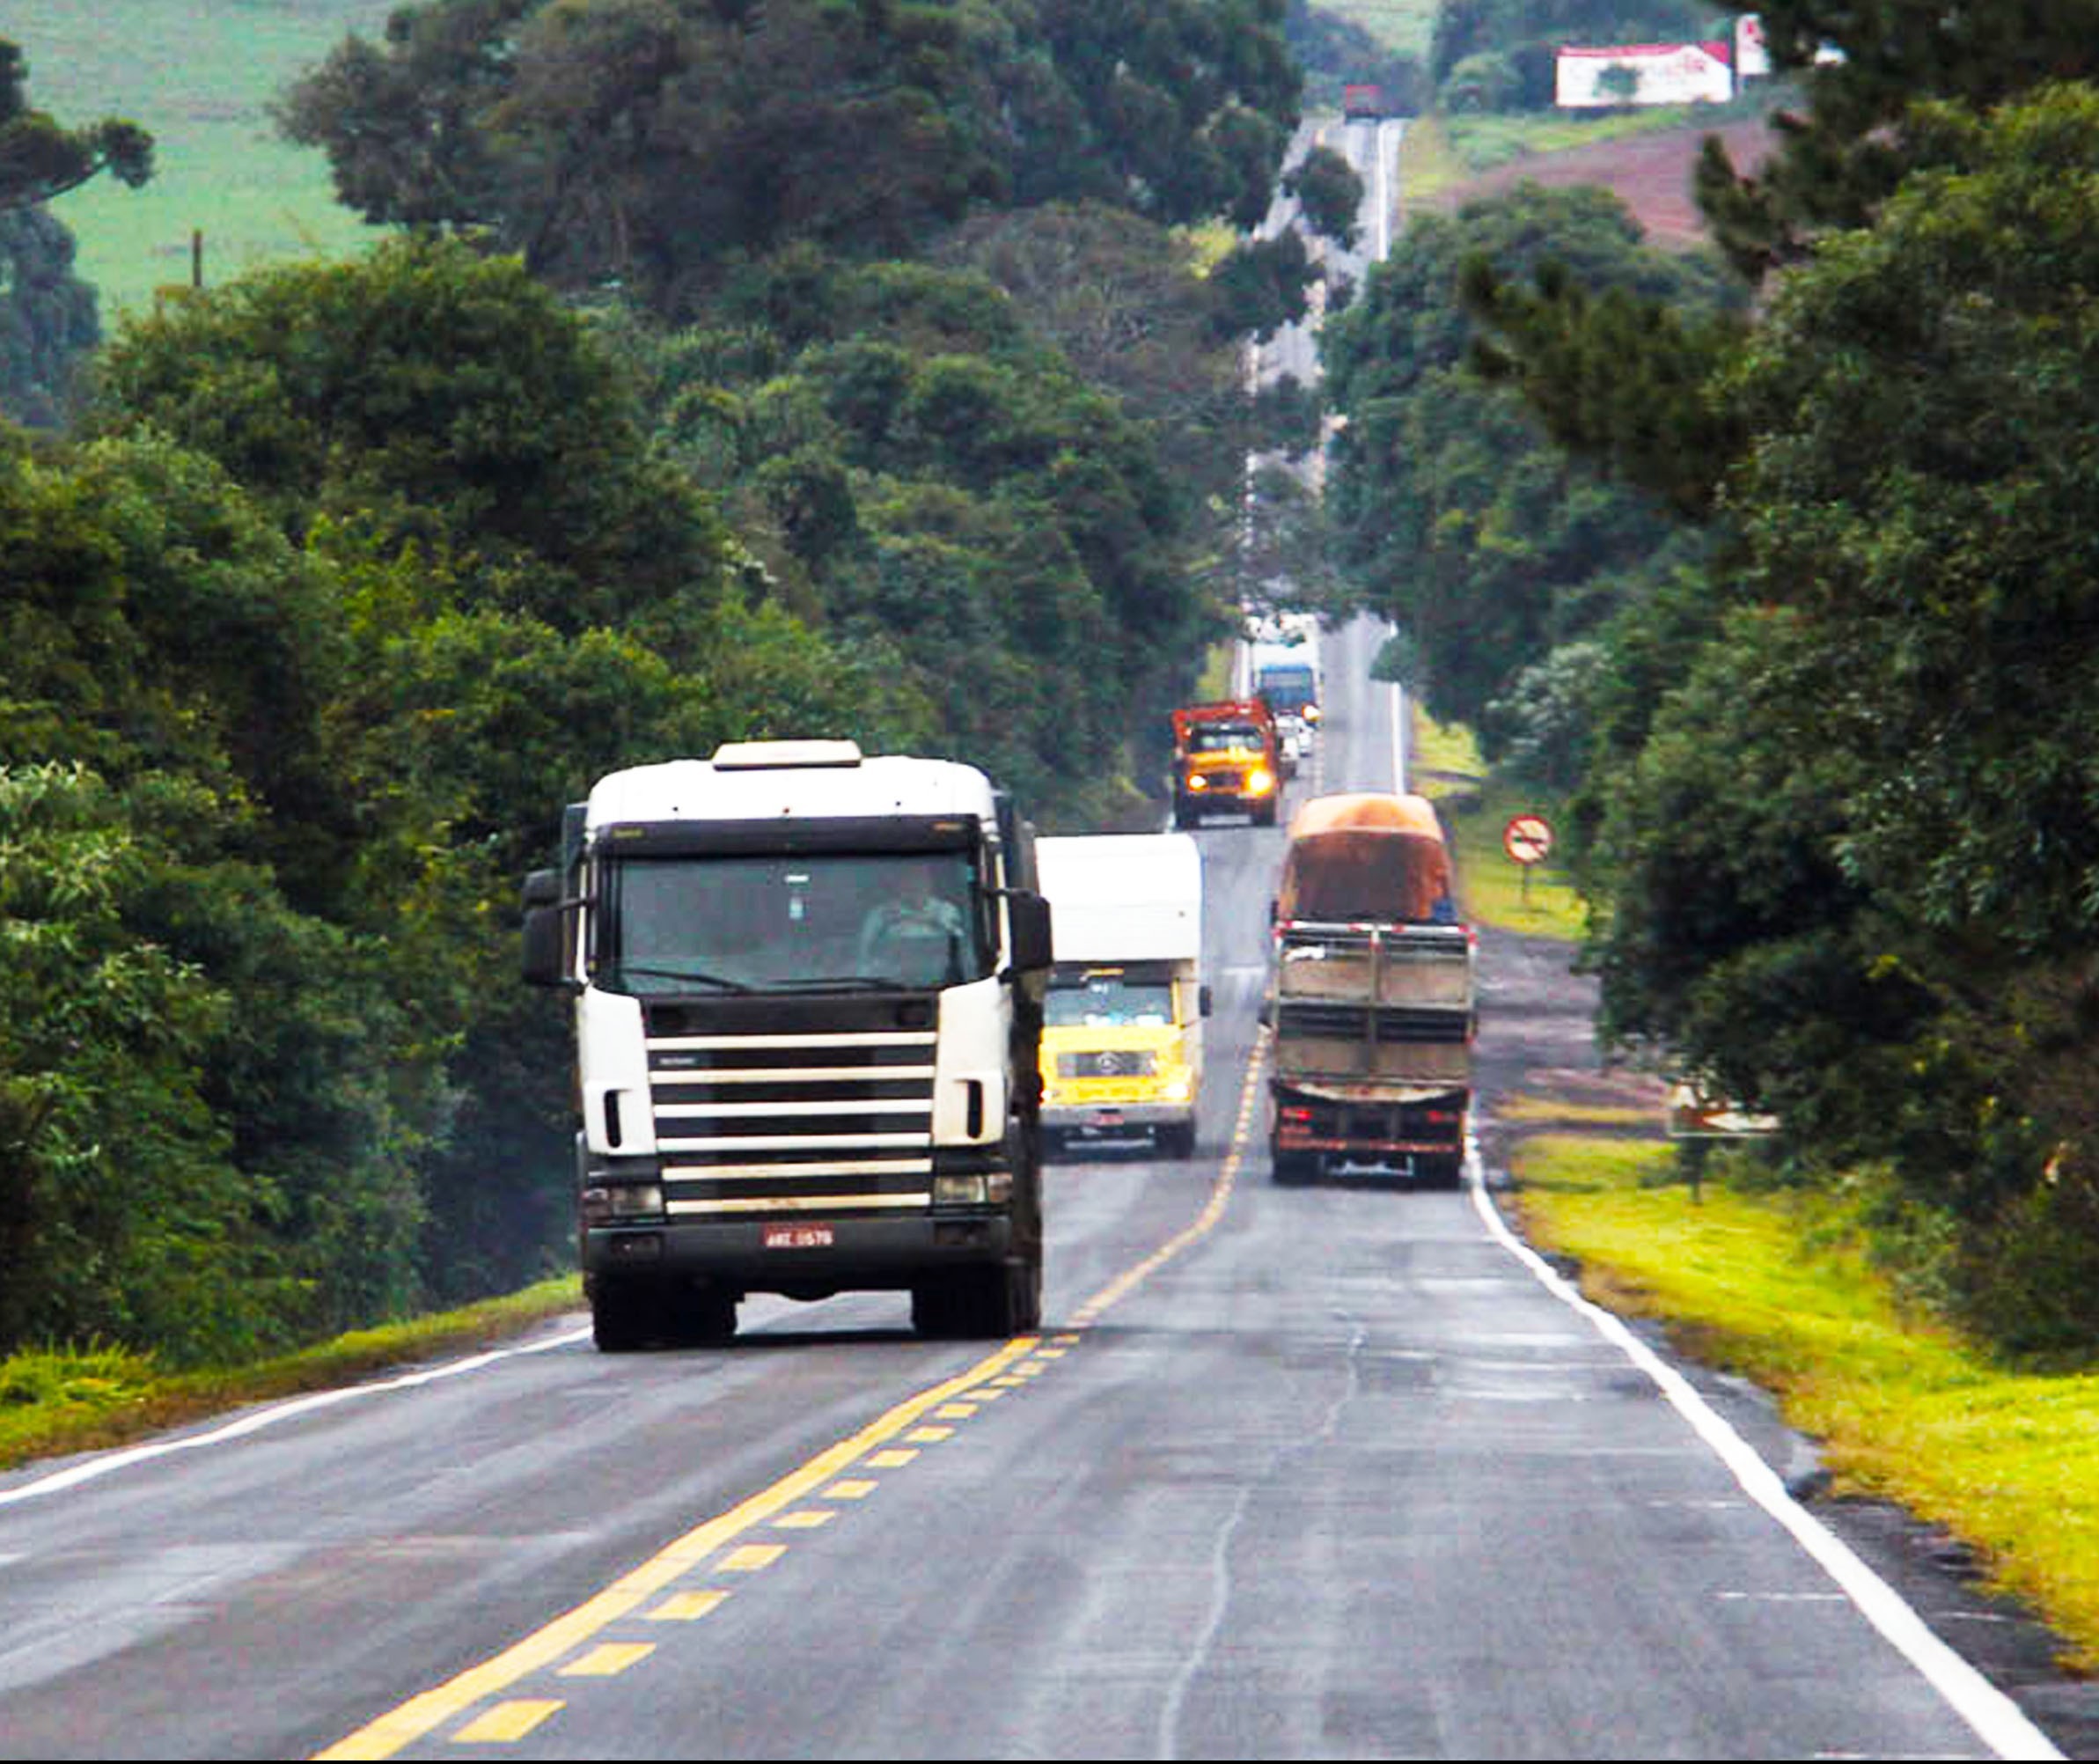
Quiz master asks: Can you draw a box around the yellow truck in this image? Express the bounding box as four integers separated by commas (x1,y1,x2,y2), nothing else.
1037,833,1208,1158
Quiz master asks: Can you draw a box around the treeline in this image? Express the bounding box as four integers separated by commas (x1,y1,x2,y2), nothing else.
0,0,1345,1363
1322,1,2099,1356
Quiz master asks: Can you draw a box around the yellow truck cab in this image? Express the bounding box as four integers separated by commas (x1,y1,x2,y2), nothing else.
1037,833,1207,1158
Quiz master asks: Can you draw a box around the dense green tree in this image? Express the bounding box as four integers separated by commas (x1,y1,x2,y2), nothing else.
278,0,1303,317
0,40,152,213
0,208,97,429
1321,181,1737,736
1697,1,2099,282
630,247,1214,818
1285,145,1362,250
0,40,152,429
88,235,735,650
1570,85,2099,1346
1283,0,1426,116
0,762,258,1360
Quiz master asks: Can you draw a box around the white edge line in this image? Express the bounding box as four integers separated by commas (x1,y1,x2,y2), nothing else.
1465,1147,2064,1762
0,1323,594,1508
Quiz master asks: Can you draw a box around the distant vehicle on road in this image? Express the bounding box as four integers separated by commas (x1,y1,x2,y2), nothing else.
1038,833,1208,1159
1266,792,1476,1186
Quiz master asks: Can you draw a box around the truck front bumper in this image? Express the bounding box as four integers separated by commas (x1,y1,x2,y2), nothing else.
1045,1100,1194,1136
583,1211,1016,1290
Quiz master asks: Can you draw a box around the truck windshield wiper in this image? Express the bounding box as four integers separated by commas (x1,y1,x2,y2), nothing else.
605,966,754,993
764,974,903,993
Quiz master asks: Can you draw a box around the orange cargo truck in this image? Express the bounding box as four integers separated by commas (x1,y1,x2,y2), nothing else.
1264,792,1476,1185
1170,699,1281,828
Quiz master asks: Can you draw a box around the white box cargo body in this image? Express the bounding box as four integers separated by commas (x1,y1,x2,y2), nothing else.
1036,834,1207,1158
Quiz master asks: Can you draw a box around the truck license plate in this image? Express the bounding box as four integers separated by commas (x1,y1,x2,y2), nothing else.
763,1223,834,1250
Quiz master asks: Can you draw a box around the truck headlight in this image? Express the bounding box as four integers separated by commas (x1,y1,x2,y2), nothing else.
1248,768,1275,795
934,1172,1013,1206
581,1182,666,1224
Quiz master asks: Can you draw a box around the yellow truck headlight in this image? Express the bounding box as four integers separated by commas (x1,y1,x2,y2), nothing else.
1248,768,1275,795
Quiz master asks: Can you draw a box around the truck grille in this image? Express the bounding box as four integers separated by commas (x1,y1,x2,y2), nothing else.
1056,1049,1161,1078
642,997,937,1216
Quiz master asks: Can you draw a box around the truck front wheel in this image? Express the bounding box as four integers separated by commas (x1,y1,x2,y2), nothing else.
590,1275,657,1352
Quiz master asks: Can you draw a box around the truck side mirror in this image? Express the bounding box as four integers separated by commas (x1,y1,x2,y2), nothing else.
1007,891,1053,974
1200,984,1214,1018
521,868,571,989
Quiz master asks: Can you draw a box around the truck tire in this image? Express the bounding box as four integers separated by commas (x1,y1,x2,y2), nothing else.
913,1267,1022,1339
681,1283,738,1346
1010,1253,1043,1333
1158,1121,1197,1159
1419,1152,1465,1191
1270,1140,1317,1186
1255,799,1280,827
590,1276,656,1352
1173,798,1197,829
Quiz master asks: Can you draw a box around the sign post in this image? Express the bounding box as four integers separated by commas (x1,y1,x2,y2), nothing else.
1501,812,1553,907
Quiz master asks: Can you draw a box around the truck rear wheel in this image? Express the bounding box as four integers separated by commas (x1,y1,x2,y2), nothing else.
1270,1140,1317,1186
1418,1152,1465,1191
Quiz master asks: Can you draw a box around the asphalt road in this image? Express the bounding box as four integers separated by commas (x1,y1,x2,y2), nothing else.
0,614,2074,1761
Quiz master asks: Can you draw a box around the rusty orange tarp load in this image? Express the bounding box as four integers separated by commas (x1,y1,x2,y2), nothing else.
1275,791,1454,925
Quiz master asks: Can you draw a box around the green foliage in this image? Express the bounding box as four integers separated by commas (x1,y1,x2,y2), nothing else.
278,0,1303,316
1696,1,2099,281
0,40,153,212
1282,0,1427,114
0,761,295,1363
599,246,1217,819
1321,181,1729,735
0,208,98,429
1284,145,1363,248
1552,87,2099,1353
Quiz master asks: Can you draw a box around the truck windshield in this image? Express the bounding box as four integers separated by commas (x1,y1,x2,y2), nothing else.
1189,724,1265,753
599,849,990,995
1046,970,1175,1027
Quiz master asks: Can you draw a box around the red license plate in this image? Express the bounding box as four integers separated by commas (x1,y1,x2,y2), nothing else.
763,1223,834,1250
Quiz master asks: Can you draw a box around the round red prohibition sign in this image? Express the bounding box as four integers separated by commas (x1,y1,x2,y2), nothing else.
1503,812,1553,866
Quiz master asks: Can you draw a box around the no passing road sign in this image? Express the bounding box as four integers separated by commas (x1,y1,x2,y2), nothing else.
1503,812,1553,865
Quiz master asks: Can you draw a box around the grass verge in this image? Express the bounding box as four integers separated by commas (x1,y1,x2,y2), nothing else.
0,1277,583,1474
1409,705,1586,940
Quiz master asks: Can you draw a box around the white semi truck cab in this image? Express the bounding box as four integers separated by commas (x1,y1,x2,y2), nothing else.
522,740,1053,1349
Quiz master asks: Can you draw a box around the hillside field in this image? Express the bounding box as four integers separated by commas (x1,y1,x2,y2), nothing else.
1421,114,1778,249
6,0,394,322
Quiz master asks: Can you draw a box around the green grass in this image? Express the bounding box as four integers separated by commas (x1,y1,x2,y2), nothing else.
0,1277,584,1472
1510,1136,2099,1672
11,1,398,323
1408,705,1587,940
